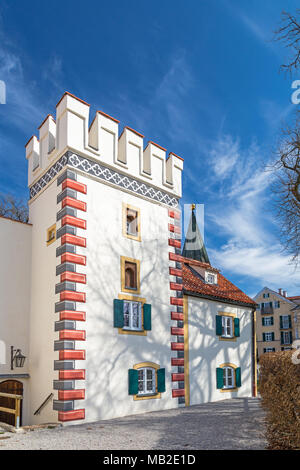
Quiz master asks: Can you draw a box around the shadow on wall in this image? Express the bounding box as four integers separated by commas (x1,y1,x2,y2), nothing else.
83,205,174,420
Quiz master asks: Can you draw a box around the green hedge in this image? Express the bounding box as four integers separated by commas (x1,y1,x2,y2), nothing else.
259,350,300,449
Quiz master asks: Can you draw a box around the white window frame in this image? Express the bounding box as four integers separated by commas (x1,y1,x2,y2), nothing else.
264,317,273,326
264,348,275,353
282,315,290,329
205,272,217,284
283,331,291,345
221,316,233,338
137,367,156,396
123,301,142,331
223,366,235,389
265,332,273,342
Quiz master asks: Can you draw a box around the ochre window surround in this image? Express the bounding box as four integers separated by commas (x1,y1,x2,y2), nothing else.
121,256,140,294
217,312,237,342
46,223,56,246
133,362,161,401
122,203,141,242
218,363,240,393
117,294,147,336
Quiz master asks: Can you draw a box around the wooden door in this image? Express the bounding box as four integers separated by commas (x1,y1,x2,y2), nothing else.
0,380,23,426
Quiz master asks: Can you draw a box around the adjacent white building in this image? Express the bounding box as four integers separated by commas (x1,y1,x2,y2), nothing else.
0,92,256,426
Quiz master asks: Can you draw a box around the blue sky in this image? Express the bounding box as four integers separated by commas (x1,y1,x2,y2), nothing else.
0,0,300,297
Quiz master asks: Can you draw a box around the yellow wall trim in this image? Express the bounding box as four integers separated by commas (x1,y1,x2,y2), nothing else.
183,294,190,407
46,223,56,246
122,202,141,242
120,256,141,294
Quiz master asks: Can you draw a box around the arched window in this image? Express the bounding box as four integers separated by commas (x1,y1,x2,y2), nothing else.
216,363,241,390
125,263,137,290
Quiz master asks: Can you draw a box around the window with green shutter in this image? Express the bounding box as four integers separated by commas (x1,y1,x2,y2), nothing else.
114,299,124,328
234,318,240,337
216,365,242,390
143,304,152,331
130,363,165,399
235,367,241,387
157,368,165,393
128,369,139,395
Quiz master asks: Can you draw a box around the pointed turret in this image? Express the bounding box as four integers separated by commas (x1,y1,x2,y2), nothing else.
182,205,210,263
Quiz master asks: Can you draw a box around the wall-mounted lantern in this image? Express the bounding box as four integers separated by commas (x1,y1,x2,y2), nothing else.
11,346,26,370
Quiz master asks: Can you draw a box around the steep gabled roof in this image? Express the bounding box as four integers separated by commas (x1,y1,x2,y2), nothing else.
182,208,210,264
182,257,256,308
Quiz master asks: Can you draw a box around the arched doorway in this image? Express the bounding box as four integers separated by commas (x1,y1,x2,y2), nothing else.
0,380,23,426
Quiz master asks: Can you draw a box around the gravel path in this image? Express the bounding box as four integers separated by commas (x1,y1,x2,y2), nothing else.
0,398,267,450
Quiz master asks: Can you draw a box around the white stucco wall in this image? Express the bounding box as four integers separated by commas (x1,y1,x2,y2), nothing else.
73,172,176,422
27,181,60,425
187,296,253,406
0,216,32,425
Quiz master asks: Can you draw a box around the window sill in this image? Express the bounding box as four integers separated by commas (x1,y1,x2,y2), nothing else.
219,336,237,342
220,387,238,393
133,392,161,401
118,327,147,336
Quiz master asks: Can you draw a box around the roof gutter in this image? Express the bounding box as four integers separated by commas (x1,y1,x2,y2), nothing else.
183,289,257,310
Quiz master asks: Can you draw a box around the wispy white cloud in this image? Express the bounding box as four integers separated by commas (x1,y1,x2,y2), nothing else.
204,132,300,294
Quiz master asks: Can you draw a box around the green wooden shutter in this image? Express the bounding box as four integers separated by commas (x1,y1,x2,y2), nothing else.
290,331,293,344
235,367,241,387
234,318,240,337
143,303,152,330
263,333,266,342
289,315,292,328
272,332,275,341
271,317,274,325
280,316,283,329
113,299,124,328
157,368,165,393
280,332,284,345
216,368,223,389
128,369,138,395
262,318,265,326
216,316,222,336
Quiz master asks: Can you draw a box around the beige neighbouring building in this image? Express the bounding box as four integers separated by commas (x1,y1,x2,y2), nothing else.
254,287,300,360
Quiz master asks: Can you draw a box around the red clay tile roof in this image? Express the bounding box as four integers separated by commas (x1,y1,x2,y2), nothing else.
182,258,256,307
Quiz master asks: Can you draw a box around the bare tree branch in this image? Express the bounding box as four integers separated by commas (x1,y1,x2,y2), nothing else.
0,193,29,223
274,10,300,74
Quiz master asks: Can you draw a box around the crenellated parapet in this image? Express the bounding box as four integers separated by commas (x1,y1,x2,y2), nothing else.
26,92,183,199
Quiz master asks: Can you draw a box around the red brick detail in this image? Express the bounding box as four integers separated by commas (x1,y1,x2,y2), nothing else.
171,311,184,321
61,252,86,265
58,409,85,422
169,267,183,277
171,327,184,336
172,373,185,382
172,389,185,398
169,252,184,263
171,358,184,366
61,233,86,248
62,197,86,212
59,350,85,360
168,209,181,220
59,311,86,321
171,342,184,351
62,179,87,194
59,330,86,341
60,271,86,284
60,290,86,303
58,389,85,401
170,282,183,291
170,297,183,306
59,369,85,380
168,224,181,234
61,215,86,230
168,238,181,249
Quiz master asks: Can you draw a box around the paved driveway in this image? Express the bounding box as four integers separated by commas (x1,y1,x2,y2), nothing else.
0,398,267,450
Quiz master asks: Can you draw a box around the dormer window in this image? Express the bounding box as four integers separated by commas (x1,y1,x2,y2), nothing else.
205,272,217,285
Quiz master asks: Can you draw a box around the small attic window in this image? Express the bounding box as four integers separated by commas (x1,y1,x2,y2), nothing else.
46,224,56,246
205,272,217,285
